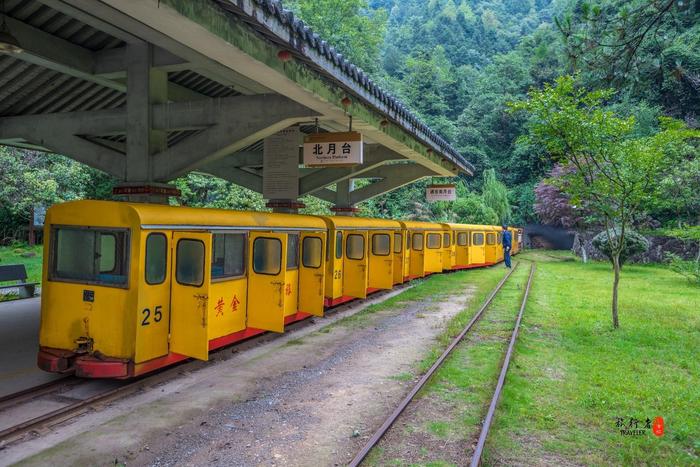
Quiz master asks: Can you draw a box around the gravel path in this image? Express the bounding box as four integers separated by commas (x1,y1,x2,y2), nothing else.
9,285,473,467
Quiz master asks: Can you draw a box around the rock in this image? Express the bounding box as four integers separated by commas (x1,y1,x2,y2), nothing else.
351,429,360,438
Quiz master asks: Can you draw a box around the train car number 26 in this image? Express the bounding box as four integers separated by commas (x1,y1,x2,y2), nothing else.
141,306,163,326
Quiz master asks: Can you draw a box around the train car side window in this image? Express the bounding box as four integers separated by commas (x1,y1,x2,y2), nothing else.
412,233,424,251
443,233,451,248
427,233,441,249
486,233,496,245
287,234,299,270
302,236,323,268
372,234,391,256
406,234,410,249
176,239,205,287
335,231,343,259
51,227,129,287
253,237,282,275
346,234,365,260
211,233,245,280
497,232,502,245
457,232,468,246
473,233,485,246
145,233,167,285
394,233,402,253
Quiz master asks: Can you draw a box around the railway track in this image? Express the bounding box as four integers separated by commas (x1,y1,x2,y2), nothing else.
349,262,536,467
0,285,410,448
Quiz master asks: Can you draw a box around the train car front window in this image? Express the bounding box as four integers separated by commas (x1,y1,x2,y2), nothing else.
253,238,282,275
458,232,468,246
394,233,402,253
212,233,245,280
427,233,441,249
412,233,424,251
145,233,167,285
302,236,323,269
287,234,299,270
51,227,128,287
443,233,451,248
176,239,205,287
335,232,343,259
346,234,365,260
372,234,391,256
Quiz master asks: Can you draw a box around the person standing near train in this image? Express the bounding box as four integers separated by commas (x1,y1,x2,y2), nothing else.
502,225,512,269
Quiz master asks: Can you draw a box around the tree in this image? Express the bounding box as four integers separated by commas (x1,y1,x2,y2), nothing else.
284,0,388,75
481,169,512,224
511,75,699,328
535,164,592,261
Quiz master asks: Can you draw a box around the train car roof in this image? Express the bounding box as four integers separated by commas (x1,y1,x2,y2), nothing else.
443,223,492,230
319,216,402,230
47,200,327,230
399,220,445,230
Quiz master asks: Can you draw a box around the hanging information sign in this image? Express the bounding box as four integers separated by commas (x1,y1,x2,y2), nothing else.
426,184,457,202
303,131,363,166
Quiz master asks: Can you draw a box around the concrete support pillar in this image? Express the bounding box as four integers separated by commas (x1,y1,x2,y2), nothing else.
331,179,359,216
118,42,176,203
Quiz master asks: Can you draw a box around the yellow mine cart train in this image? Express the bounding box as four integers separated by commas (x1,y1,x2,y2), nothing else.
38,201,522,379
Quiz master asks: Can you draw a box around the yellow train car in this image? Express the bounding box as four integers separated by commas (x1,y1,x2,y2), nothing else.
443,224,485,270
463,224,488,267
38,200,327,378
321,217,402,307
511,227,524,254
400,221,445,279
484,226,500,265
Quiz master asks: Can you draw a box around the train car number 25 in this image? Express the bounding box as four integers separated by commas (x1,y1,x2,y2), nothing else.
141,306,163,326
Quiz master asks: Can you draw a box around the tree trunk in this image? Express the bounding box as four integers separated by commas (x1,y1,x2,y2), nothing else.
28,206,35,247
611,253,621,329
573,232,588,263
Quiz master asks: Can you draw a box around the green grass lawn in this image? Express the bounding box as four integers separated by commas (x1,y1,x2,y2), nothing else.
0,244,43,284
486,251,700,465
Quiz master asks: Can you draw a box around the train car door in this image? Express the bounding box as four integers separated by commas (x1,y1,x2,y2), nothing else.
170,232,211,361
455,231,469,267
247,232,288,332
425,232,443,273
299,232,326,317
409,232,425,278
470,231,486,265
343,231,368,298
393,232,404,284
368,231,394,290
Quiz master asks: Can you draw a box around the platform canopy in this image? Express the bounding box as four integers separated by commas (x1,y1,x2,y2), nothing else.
0,0,474,209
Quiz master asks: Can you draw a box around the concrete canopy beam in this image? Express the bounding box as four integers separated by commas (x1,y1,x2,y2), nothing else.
299,145,405,196
96,0,469,176
56,0,270,96
348,164,435,205
152,94,318,181
200,167,263,193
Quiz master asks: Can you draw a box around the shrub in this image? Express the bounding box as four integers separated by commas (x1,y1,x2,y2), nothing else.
592,229,650,266
666,253,700,286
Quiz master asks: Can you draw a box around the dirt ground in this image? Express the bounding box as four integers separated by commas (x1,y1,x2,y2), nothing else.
7,285,474,467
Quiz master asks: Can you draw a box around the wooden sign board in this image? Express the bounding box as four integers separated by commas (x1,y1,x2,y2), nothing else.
426,184,457,202
303,131,363,167
263,127,301,200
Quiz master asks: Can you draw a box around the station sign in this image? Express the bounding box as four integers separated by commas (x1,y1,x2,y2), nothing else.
426,184,457,202
303,131,363,167
263,127,301,200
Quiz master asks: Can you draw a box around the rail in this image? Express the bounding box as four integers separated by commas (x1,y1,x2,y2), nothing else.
348,263,521,467
470,262,536,466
